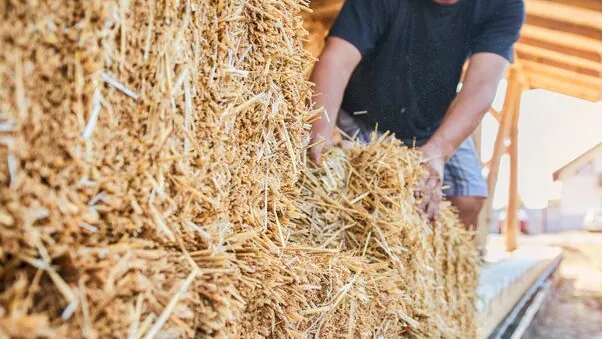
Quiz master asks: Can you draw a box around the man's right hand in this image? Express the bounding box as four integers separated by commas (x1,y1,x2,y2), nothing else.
416,141,446,221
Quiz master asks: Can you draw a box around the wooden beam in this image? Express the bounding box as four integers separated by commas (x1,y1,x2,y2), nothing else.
483,159,492,169
525,15,602,41
527,73,602,102
309,1,344,21
516,44,602,77
489,107,501,122
309,0,343,10
544,0,602,12
520,60,602,89
476,67,523,254
519,39,601,63
526,0,602,31
505,85,521,252
512,51,531,88
520,25,602,60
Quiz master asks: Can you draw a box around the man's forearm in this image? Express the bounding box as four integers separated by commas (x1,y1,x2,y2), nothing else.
425,53,508,161
426,85,495,161
310,58,350,143
306,37,361,163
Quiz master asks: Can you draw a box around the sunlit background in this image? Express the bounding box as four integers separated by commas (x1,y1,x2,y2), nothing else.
483,83,602,210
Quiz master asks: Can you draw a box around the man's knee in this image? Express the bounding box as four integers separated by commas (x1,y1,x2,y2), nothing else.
448,196,485,218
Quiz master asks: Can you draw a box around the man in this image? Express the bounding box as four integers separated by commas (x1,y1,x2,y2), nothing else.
309,0,525,230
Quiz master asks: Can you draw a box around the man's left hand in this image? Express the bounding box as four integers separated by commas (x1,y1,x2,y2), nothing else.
416,144,445,221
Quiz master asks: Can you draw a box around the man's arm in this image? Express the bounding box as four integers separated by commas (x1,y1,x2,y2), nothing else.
308,0,391,163
418,0,524,220
418,52,508,220
423,52,508,162
309,37,361,164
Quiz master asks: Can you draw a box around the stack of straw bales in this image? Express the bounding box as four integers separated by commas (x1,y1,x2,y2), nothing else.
1,0,313,336
0,0,477,338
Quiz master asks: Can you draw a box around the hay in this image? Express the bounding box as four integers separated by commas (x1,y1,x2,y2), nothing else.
0,0,477,337
286,135,478,337
1,0,312,337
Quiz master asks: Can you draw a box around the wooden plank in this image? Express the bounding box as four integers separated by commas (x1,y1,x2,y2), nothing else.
544,0,602,12
309,1,343,21
505,84,521,252
489,107,501,122
516,44,602,77
527,73,602,101
525,15,602,41
519,38,602,63
520,25,602,60
520,60,602,89
526,0,602,31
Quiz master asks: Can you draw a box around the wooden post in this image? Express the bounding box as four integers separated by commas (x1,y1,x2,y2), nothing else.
475,67,523,254
505,81,522,252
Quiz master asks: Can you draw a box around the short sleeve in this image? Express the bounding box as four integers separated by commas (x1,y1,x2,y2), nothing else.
328,0,390,56
471,0,525,62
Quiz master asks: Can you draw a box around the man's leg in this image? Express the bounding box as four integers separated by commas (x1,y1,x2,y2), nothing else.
335,109,375,143
441,137,488,233
447,196,485,230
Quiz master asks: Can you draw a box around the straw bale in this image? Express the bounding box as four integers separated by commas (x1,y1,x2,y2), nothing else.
283,136,478,337
1,0,311,337
1,0,476,337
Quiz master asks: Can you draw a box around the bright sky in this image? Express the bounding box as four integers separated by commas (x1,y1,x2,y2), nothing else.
481,82,602,210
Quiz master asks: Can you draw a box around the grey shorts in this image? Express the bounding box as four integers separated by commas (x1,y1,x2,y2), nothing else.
337,110,488,198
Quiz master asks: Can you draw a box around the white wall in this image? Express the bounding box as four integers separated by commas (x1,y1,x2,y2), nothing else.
561,175,599,215
560,174,601,229
545,206,563,233
595,151,602,174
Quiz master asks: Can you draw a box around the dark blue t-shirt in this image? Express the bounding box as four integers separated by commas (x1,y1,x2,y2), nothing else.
329,0,524,140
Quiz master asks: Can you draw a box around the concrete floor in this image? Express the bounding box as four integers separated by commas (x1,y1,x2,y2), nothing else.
487,232,602,339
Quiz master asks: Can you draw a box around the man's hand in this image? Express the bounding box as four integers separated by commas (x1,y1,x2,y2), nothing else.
309,132,333,165
416,144,445,221
309,141,325,165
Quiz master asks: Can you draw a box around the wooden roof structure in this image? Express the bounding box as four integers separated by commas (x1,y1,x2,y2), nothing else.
518,0,602,102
